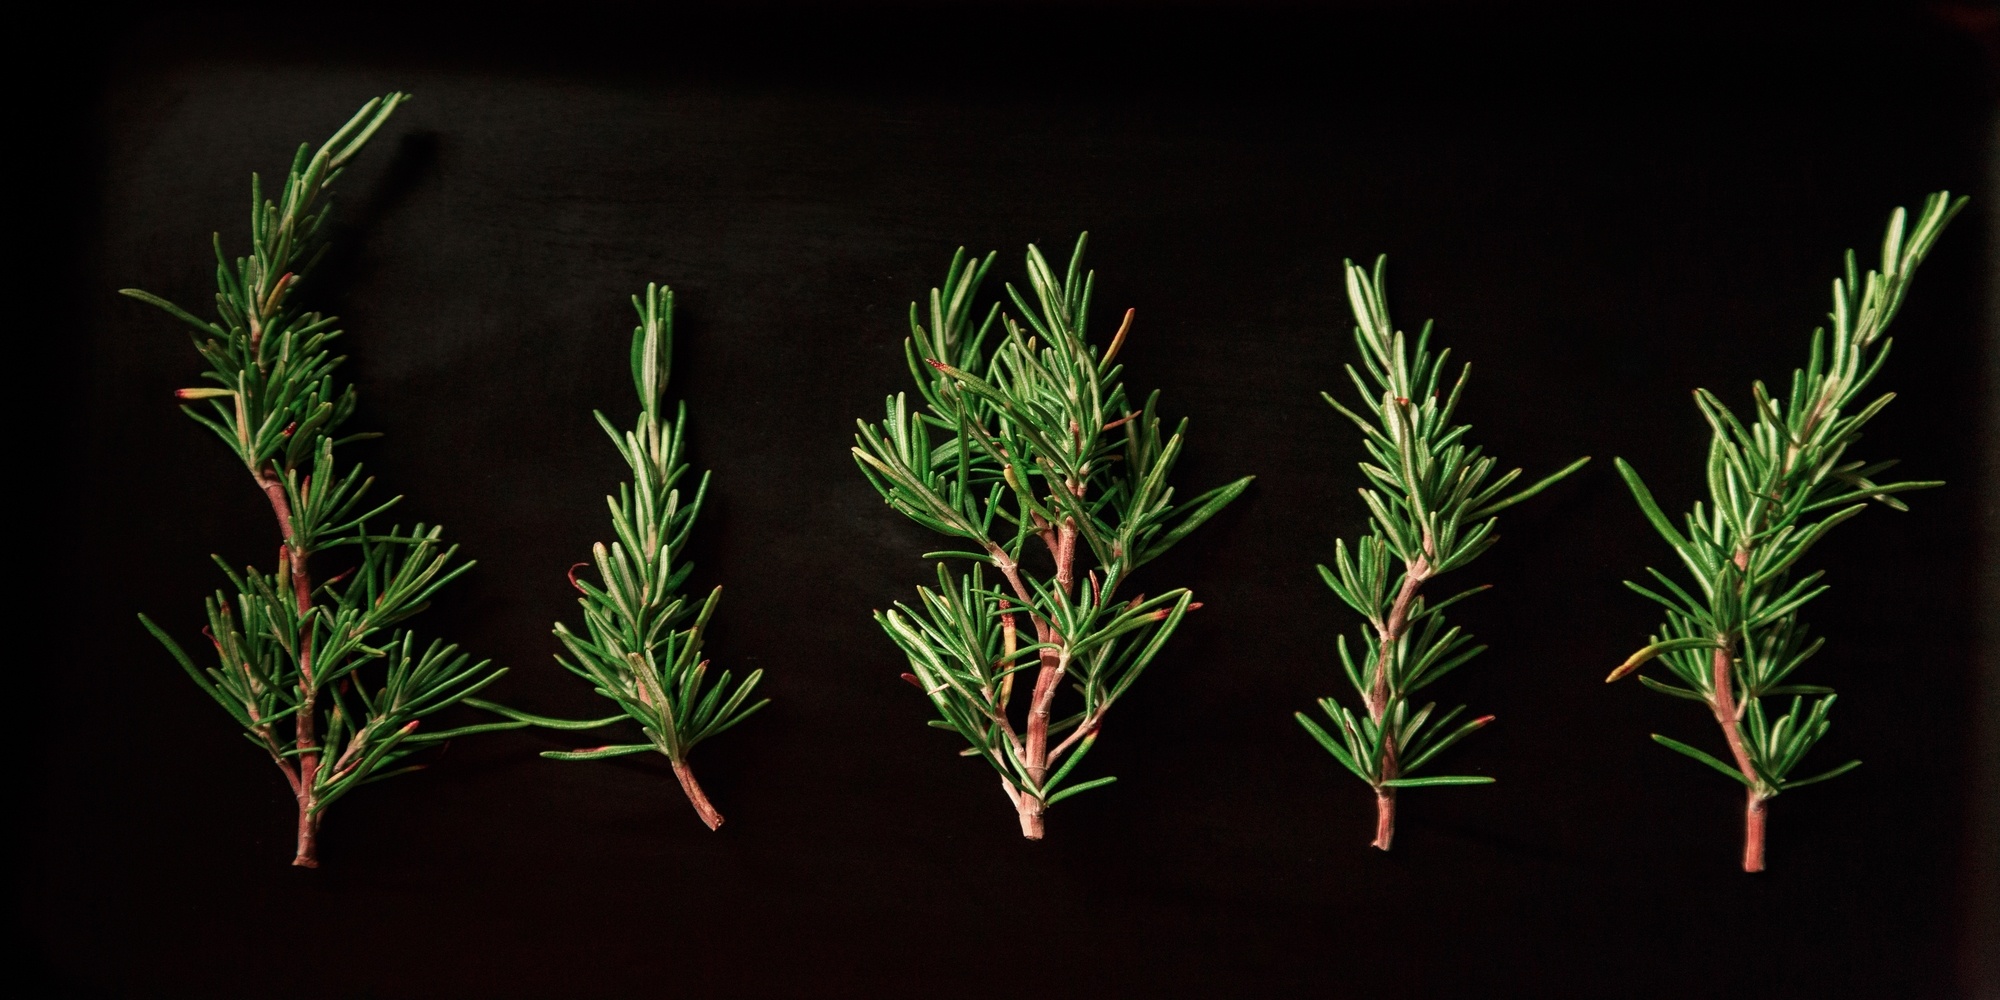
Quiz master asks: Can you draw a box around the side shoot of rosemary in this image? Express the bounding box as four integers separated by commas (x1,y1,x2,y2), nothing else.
470,285,767,830
854,235,1255,839
1298,257,1590,851
1607,193,1965,872
128,94,523,867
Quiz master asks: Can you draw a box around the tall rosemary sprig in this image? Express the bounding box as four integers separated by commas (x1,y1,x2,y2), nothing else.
855,235,1254,839
1607,193,1965,871
474,285,767,830
127,94,521,867
1298,257,1589,850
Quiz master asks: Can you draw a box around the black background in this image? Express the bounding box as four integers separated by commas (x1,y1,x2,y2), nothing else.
26,2,1999,997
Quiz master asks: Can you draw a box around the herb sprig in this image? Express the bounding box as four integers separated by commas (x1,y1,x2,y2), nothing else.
1298,257,1589,850
1607,193,1965,871
473,285,767,829
128,94,522,866
855,236,1254,838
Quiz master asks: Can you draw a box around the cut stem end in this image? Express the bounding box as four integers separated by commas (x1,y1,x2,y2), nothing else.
1017,794,1045,840
1372,786,1396,851
292,802,321,868
1743,792,1768,873
672,760,725,831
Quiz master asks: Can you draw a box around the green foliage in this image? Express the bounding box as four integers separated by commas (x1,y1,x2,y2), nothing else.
854,235,1253,835
1297,257,1588,823
1609,192,1965,803
127,94,515,863
548,285,767,764
472,285,765,828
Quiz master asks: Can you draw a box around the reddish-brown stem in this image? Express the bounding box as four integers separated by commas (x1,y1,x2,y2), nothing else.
973,602,1024,765
1743,789,1768,872
265,742,302,797
240,669,303,797
1718,394,1836,872
255,470,313,626
985,499,1080,840
1366,557,1430,851
672,760,724,831
1054,517,1077,596
1709,644,1758,785
1708,642,1770,872
1023,647,1063,787
1049,709,1105,762
1017,793,1045,839
1373,787,1396,850
996,599,1019,714
293,807,321,868
1369,565,1428,722
985,547,1046,642
1021,505,1080,795
256,466,323,867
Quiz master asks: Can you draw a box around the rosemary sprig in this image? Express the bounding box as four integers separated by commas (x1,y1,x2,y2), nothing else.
127,94,521,867
1298,257,1589,850
1607,192,1966,871
854,235,1254,839
471,285,766,829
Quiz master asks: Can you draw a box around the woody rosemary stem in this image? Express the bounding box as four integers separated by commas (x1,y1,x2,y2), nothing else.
1710,641,1767,872
671,760,723,831
295,806,321,869
1373,788,1396,849
1743,791,1768,872
1019,652,1060,840
1367,557,1430,851
257,466,322,867
1013,515,1079,842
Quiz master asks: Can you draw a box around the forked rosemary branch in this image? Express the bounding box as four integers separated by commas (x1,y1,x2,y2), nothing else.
855,235,1254,839
473,285,767,829
128,94,522,866
1298,257,1589,850
1607,193,1965,871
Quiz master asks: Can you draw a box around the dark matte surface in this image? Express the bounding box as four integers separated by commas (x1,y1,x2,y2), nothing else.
28,4,1997,997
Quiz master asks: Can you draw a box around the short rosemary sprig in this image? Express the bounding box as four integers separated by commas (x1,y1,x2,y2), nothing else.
1298,257,1589,850
127,94,522,867
1607,192,1966,871
855,235,1254,839
471,285,766,829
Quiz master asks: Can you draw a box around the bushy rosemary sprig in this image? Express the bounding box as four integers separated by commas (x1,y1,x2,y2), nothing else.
127,94,521,867
473,285,767,830
854,235,1254,839
1606,193,1966,872
1298,257,1589,851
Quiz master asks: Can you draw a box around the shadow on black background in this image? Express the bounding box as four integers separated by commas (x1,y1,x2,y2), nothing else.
23,2,1999,997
